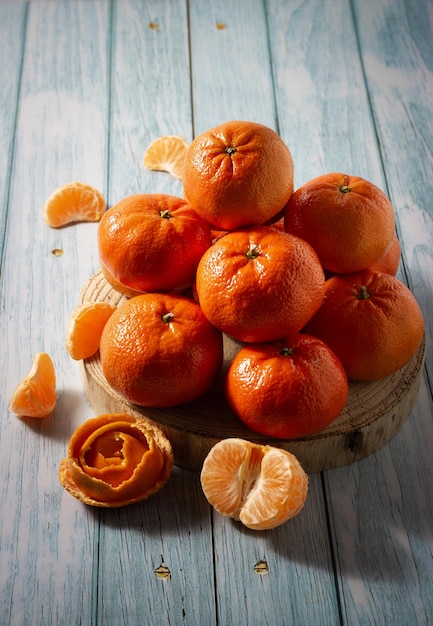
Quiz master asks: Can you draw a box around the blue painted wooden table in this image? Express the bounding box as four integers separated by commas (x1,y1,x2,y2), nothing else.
1,1,432,624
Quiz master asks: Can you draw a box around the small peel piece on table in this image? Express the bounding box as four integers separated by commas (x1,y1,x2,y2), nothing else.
59,414,173,507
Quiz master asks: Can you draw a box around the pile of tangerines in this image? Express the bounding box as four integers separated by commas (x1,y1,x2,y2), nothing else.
10,120,425,528
96,120,424,438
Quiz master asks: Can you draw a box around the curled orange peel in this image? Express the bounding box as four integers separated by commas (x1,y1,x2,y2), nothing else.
59,413,173,507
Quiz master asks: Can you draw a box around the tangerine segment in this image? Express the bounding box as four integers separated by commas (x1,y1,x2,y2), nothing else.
43,182,106,227
200,438,308,531
9,352,56,418
59,413,174,507
143,135,189,180
66,302,117,360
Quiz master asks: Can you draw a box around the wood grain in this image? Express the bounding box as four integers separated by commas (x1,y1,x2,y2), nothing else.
1,0,432,624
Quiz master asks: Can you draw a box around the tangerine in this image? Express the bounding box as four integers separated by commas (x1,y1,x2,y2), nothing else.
195,226,325,343
200,438,308,530
225,333,348,439
59,413,173,507
66,302,117,360
9,352,56,418
284,173,395,274
305,270,424,380
369,233,401,276
183,120,294,230
97,193,212,297
99,293,223,407
44,182,106,227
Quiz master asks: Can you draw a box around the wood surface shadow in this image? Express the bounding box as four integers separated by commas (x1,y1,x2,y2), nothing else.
16,389,88,443
95,466,212,534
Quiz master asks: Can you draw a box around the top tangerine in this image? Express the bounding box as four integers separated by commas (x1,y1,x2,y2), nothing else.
183,120,294,230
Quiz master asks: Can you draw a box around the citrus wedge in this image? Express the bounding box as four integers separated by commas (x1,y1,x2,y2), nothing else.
9,352,56,418
143,135,189,180
43,182,106,228
66,302,116,360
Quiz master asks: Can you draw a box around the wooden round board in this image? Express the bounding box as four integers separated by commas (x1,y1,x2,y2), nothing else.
79,271,426,473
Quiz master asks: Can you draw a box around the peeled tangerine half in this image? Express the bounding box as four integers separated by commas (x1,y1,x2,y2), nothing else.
200,438,308,531
59,414,174,507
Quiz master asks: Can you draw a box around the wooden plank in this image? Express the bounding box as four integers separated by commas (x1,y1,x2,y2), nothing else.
325,0,433,622
97,468,216,625
108,0,192,202
96,2,217,623
212,477,341,625
189,0,278,135
188,1,340,623
0,2,27,261
266,0,385,188
0,2,110,623
352,0,433,377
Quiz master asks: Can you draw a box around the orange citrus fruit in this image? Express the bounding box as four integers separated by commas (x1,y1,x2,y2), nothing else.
305,270,424,380
9,352,56,418
195,226,325,343
43,182,106,227
66,302,117,360
225,332,348,438
59,413,173,507
369,233,401,275
183,120,294,230
143,135,189,180
99,293,223,407
284,173,395,274
97,193,212,297
200,438,308,530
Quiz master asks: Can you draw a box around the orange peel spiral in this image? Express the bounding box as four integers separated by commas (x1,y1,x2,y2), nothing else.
59,413,173,507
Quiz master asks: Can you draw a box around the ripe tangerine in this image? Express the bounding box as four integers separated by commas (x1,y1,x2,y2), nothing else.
183,120,294,230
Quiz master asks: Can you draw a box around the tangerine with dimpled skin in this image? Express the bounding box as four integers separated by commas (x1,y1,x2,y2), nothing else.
225,332,349,439
99,292,223,407
284,173,395,274
97,193,212,297
305,270,424,381
183,120,294,230
195,226,325,343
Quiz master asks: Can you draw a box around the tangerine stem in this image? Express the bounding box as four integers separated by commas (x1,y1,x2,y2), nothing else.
160,210,171,219
162,312,174,323
246,245,259,260
339,184,351,193
280,347,294,356
358,285,370,300
225,146,237,156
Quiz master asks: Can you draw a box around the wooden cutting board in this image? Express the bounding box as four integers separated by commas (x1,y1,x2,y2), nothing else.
79,271,426,473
